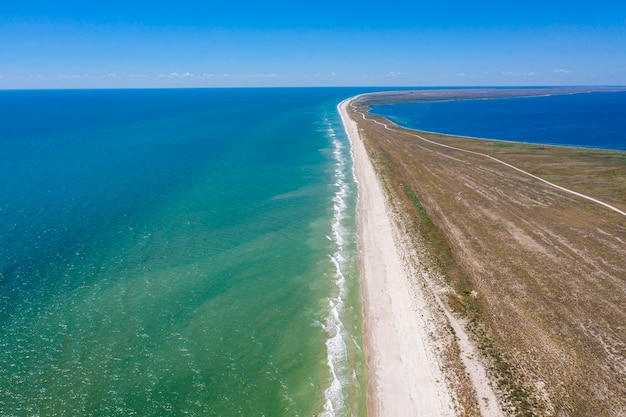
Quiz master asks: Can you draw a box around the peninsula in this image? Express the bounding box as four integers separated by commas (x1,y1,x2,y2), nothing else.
339,88,626,417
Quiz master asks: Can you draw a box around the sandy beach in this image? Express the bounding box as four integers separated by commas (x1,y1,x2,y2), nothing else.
339,96,508,417
339,98,458,416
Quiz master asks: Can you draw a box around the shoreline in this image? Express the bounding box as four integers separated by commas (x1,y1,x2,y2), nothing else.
339,98,456,416
364,87,626,152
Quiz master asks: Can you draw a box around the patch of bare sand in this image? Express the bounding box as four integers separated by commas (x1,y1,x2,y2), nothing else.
339,99,503,417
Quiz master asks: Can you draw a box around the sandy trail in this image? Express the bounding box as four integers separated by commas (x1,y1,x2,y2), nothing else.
339,98,457,416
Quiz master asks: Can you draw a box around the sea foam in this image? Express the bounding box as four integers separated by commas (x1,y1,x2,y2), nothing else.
320,117,361,417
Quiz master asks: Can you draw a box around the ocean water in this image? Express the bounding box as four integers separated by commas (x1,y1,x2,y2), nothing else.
0,88,374,416
371,91,626,150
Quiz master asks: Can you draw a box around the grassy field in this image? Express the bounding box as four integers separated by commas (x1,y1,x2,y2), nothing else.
348,91,626,416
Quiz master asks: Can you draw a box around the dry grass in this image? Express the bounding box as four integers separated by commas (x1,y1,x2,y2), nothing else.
348,91,626,417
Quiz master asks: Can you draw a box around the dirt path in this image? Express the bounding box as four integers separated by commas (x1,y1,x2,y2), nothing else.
351,104,626,218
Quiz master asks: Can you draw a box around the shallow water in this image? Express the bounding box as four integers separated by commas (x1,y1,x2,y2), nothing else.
0,88,372,416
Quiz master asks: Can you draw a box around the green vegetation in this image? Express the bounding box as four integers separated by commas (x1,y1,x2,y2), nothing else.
403,186,475,301
486,142,547,151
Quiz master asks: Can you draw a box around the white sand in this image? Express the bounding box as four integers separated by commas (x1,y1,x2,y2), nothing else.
339,99,456,416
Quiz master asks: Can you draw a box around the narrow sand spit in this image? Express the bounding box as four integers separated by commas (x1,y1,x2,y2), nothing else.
339,98,455,416
338,98,502,417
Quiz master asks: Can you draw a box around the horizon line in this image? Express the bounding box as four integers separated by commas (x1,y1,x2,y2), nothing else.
2,84,626,92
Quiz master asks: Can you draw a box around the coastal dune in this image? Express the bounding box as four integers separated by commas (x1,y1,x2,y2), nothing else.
339,98,463,416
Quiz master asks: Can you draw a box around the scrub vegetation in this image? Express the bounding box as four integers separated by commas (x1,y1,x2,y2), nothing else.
349,90,626,416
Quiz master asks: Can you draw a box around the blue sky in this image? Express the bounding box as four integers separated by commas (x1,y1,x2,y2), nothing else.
1,0,625,88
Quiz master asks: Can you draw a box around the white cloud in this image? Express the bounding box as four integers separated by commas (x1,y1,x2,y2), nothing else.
101,73,118,79
156,72,278,80
502,71,538,77
457,73,466,77
385,71,409,77
248,73,279,78
158,72,194,79
553,69,571,74
330,72,337,77
58,74,89,80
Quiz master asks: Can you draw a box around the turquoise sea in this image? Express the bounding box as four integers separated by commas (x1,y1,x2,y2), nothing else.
372,91,626,151
0,88,379,416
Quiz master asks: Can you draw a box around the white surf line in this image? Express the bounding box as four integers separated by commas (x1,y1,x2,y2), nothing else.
350,103,626,218
321,115,358,417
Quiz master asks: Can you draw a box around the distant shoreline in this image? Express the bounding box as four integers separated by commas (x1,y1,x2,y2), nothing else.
362,87,626,152
355,86,626,104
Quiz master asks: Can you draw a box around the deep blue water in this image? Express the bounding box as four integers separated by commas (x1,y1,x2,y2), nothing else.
371,91,626,151
0,88,380,416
